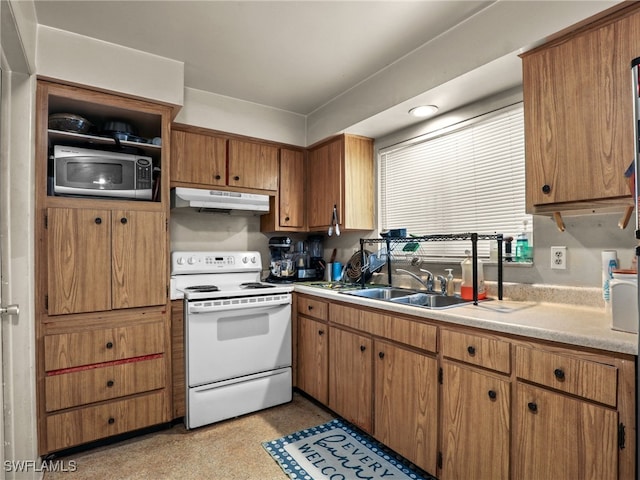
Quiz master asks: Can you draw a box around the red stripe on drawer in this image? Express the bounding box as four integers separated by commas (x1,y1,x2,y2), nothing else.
46,353,164,376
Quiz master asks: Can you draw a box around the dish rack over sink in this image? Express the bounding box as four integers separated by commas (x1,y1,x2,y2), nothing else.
358,233,504,304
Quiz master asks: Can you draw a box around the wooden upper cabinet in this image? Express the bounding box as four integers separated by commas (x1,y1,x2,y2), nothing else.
228,139,278,192
47,207,167,315
170,129,226,187
307,134,374,231
521,6,640,213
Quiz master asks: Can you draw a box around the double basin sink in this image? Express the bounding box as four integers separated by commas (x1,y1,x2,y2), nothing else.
340,287,473,309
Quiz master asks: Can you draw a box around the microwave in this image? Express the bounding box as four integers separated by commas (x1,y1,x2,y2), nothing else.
53,145,153,200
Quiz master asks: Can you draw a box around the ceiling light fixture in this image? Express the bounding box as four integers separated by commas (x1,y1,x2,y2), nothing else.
408,105,438,117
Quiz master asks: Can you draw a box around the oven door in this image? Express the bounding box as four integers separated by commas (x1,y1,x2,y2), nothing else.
185,294,292,388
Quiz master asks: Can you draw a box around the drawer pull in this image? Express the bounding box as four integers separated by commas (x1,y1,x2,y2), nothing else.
553,368,565,380
106,380,114,388
106,342,114,349
108,417,115,425
378,352,385,359
360,345,366,352
95,217,102,225
527,402,538,413
467,345,476,355
233,176,240,181
215,174,221,180
120,217,128,224
488,390,497,400
308,305,313,310
318,329,324,336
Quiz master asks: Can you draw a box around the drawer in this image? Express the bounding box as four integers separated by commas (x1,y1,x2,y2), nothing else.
515,345,618,407
44,321,164,371
46,390,167,452
297,296,328,321
45,356,166,412
441,329,511,374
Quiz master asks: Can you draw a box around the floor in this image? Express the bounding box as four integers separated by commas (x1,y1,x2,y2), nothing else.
44,393,335,480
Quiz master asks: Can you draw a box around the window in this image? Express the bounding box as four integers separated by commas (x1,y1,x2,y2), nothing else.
379,102,531,257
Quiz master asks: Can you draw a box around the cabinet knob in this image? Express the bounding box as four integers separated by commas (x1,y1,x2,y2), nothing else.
233,175,240,181
215,174,221,180
106,380,114,388
553,368,565,380
120,217,127,224
467,345,476,355
360,345,366,352
488,390,497,400
95,217,102,225
285,217,290,222
318,329,324,336
106,341,113,349
308,305,313,311
108,417,115,425
542,184,551,194
527,402,538,413
378,351,385,359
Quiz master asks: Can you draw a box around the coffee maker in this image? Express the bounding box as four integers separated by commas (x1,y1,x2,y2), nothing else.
267,237,296,282
307,235,325,281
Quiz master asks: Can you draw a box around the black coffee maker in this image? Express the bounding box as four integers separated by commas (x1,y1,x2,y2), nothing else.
267,237,295,282
307,235,325,281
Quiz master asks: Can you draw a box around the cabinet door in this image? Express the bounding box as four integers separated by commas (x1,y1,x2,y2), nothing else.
228,139,278,191
440,361,510,480
374,339,438,473
170,130,227,187
297,316,328,404
329,326,372,432
307,138,342,229
523,11,638,209
278,148,305,228
513,382,618,480
111,210,167,309
47,208,112,315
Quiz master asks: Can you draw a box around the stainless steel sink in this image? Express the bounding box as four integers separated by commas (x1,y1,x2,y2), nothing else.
341,287,418,300
390,293,472,309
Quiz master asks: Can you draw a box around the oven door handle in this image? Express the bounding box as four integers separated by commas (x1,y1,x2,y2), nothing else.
188,298,291,314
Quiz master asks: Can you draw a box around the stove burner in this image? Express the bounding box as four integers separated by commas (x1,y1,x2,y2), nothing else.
184,285,220,293
240,282,275,289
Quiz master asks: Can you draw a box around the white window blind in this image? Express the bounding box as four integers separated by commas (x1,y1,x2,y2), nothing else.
379,102,531,257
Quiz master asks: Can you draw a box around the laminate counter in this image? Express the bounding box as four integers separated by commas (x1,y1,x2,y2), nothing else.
294,285,637,356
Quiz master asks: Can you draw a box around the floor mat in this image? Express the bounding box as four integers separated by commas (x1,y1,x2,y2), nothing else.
262,418,437,480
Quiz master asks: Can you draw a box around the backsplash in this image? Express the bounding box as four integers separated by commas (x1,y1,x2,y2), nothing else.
484,281,603,309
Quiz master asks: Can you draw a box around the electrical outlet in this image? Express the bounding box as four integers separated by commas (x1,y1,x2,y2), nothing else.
550,246,567,270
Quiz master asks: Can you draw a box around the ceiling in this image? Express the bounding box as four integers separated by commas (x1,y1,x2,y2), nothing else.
32,1,621,139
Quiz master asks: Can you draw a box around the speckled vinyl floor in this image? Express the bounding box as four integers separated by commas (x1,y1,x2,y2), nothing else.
43,393,334,480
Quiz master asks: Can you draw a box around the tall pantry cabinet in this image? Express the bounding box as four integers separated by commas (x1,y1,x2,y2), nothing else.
34,80,173,454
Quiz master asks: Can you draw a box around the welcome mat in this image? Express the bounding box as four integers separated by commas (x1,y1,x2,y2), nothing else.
262,418,437,480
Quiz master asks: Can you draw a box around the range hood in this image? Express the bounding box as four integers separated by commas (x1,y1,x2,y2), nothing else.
170,187,270,215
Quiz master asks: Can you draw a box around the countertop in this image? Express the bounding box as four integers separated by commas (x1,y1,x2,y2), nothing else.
294,284,638,356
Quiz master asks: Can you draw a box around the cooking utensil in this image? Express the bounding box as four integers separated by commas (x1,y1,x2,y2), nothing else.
330,248,337,263
333,205,341,236
48,113,93,134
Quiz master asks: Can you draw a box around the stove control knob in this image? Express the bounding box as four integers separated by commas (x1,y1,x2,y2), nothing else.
251,256,257,264
187,256,197,265
242,256,249,264
176,257,185,265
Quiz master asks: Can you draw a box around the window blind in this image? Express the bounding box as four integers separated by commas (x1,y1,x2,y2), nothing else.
379,103,531,257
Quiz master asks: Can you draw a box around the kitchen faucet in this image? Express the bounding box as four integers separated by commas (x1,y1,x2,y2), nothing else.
395,268,434,292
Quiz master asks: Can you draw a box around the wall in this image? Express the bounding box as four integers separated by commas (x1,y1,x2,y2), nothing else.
36,25,184,108
174,87,306,147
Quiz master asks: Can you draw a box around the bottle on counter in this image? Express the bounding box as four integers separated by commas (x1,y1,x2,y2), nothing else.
460,250,486,300
515,220,531,262
445,268,455,296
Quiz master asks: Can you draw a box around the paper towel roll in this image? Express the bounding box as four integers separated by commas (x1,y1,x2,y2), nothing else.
601,250,619,302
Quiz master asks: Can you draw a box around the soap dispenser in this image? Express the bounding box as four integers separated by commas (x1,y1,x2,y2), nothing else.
445,269,455,296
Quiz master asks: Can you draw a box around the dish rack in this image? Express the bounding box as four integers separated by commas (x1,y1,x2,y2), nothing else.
358,233,504,304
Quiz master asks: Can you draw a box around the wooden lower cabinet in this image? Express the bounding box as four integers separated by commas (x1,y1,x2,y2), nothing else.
171,300,185,418
46,391,166,452
374,339,438,474
294,295,635,480
297,315,329,404
440,361,510,479
513,382,618,480
328,327,373,432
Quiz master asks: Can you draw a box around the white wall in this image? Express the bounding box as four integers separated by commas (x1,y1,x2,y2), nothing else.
174,87,306,147
36,25,184,108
